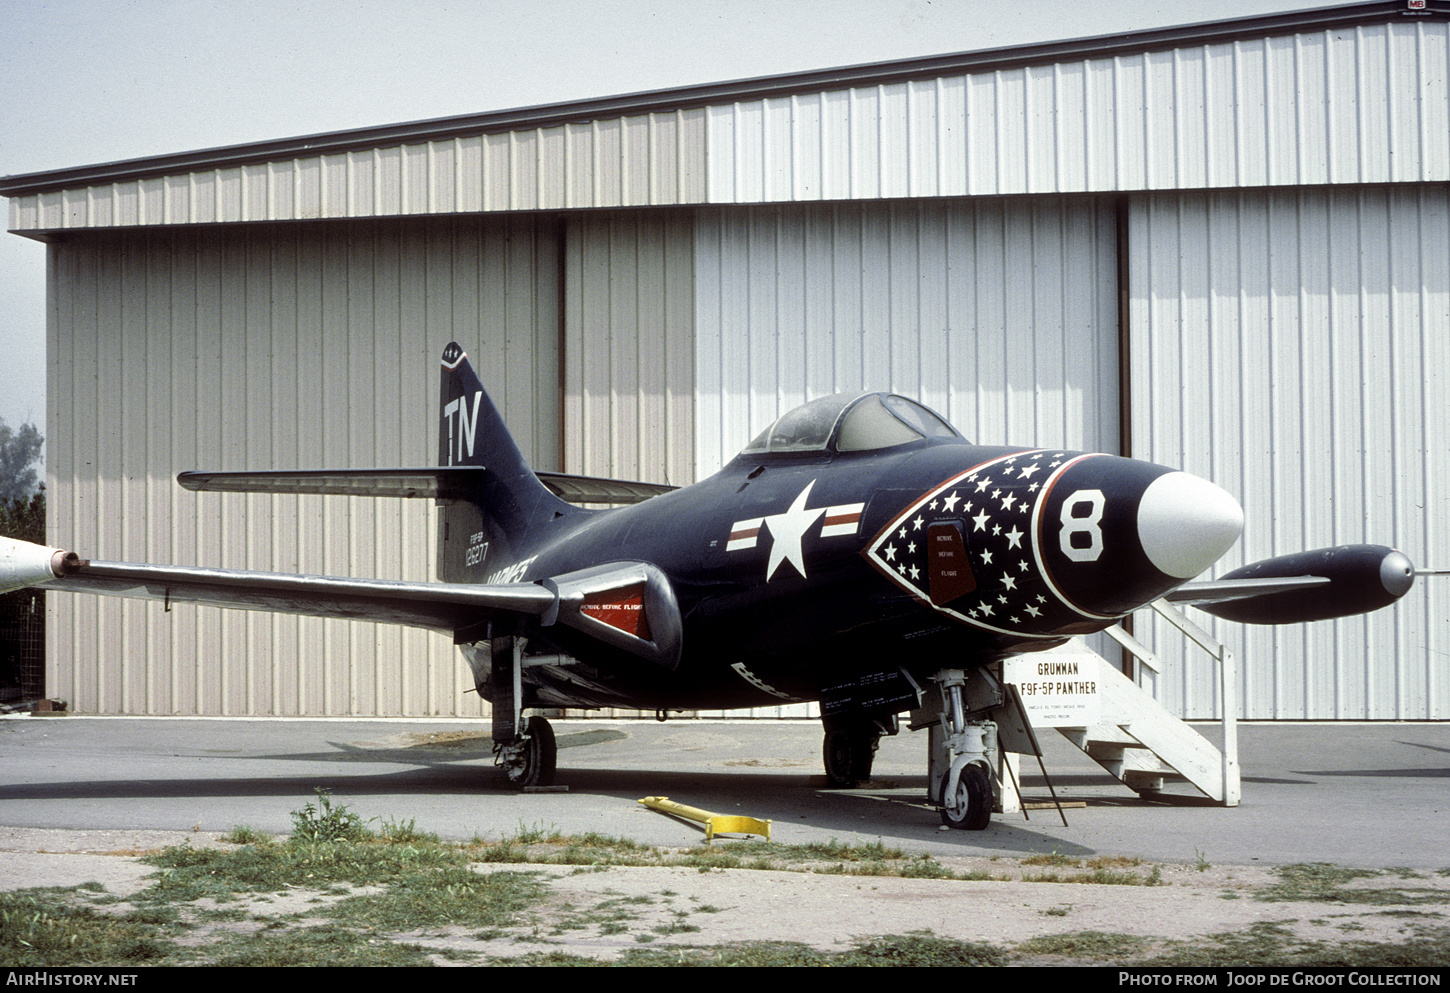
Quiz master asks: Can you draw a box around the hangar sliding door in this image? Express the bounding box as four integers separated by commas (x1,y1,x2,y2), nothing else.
48,216,561,716
1129,187,1449,720
692,197,1120,716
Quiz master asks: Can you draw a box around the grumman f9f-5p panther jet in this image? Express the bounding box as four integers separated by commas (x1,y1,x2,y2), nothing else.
0,341,1415,829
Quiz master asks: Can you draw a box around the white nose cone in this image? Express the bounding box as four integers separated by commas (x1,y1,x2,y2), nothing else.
1137,472,1244,579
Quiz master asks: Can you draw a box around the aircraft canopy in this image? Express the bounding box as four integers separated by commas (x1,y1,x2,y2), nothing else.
742,392,960,456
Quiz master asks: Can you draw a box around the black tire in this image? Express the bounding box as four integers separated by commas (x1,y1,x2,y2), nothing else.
939,762,992,830
849,733,877,783
506,715,557,788
822,728,856,787
822,723,879,788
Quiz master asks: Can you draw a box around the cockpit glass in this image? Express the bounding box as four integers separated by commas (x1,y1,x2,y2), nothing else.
740,392,963,456
881,395,958,440
741,394,855,454
835,395,922,451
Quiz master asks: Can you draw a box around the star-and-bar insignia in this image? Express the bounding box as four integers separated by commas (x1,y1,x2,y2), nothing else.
725,482,865,581
820,503,864,537
862,450,1097,638
726,520,763,552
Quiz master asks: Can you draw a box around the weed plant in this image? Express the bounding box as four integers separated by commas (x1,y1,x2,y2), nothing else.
289,789,371,843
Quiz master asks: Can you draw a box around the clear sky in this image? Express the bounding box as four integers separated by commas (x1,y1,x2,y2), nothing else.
0,0,1338,457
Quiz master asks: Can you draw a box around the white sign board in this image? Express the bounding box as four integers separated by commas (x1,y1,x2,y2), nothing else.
1003,644,1101,727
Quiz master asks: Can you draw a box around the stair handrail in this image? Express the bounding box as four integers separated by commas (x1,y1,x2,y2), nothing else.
1111,600,1240,807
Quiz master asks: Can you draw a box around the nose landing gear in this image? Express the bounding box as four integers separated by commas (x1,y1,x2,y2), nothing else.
924,668,1001,830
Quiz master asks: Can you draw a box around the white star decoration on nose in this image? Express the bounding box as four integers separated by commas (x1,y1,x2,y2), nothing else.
863,449,1096,637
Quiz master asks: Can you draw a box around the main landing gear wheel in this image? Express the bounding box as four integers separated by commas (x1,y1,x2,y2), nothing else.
502,715,557,788
822,723,880,788
940,762,991,830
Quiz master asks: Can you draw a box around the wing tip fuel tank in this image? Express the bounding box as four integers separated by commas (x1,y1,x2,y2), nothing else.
1197,544,1416,624
0,537,82,595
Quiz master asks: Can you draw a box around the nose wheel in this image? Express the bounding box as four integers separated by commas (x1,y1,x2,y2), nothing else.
939,762,991,830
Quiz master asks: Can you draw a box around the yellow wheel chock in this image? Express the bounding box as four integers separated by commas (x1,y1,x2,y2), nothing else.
637,796,771,844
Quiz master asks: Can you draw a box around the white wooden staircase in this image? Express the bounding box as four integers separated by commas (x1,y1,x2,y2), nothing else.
999,600,1240,809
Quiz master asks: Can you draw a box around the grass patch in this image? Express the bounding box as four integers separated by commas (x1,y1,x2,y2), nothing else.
1023,865,1162,886
374,816,440,845
140,838,466,903
1015,930,1146,961
289,789,371,843
0,890,181,966
797,838,905,862
208,922,436,967
1258,864,1450,907
328,867,545,932
1144,921,1450,968
1022,851,1080,867
220,825,271,845
900,855,956,880
561,932,1009,967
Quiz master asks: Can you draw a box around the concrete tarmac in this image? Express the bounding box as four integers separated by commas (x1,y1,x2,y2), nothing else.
1,715,1446,870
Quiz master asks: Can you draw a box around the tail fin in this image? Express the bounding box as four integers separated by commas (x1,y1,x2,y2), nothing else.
437,341,574,582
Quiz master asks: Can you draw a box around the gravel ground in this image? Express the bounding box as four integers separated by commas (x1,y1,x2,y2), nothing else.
3,825,1447,966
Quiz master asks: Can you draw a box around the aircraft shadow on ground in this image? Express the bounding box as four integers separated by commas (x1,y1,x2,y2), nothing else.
1295,767,1450,779
0,754,1170,856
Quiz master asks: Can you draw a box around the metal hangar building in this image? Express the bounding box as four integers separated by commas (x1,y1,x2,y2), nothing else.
2,1,1446,721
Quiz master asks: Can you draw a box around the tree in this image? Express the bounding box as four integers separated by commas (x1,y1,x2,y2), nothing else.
0,419,43,504
0,420,44,544
0,489,44,545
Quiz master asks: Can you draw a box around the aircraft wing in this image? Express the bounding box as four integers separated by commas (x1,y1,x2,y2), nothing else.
36,558,556,633
3,536,681,668
178,467,675,505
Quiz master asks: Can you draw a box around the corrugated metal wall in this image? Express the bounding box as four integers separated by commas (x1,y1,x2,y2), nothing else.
40,191,1448,722
694,198,1120,474
1129,185,1450,719
47,216,561,715
705,21,1450,202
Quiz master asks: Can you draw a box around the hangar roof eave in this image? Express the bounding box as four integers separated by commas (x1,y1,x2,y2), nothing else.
0,0,1429,198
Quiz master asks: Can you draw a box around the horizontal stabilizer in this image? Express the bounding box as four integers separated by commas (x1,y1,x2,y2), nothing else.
178,468,486,500
1168,544,1414,624
178,467,672,505
537,472,675,505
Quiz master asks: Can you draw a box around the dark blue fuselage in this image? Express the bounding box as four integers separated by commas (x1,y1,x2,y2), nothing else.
463,436,1203,712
